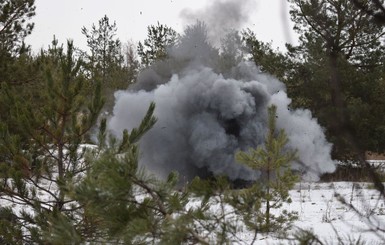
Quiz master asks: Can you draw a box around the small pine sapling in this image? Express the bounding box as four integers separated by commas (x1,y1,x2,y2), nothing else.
234,104,299,235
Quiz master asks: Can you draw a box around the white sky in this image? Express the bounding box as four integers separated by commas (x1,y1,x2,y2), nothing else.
26,0,298,53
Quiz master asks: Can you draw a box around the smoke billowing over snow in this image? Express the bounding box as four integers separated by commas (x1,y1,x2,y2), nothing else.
108,1,336,182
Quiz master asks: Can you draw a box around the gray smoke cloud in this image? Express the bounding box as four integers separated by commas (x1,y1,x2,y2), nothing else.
107,21,336,182
180,0,256,45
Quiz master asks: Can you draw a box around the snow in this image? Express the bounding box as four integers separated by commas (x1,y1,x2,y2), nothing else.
2,176,385,244
236,182,385,244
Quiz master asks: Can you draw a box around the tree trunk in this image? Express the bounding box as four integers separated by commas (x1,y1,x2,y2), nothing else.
328,51,348,132
328,51,385,196
266,168,270,231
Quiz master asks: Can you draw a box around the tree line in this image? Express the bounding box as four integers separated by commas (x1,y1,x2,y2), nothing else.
1,0,385,243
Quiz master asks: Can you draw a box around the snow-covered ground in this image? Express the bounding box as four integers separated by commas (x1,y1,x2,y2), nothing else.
237,182,385,244
2,180,385,244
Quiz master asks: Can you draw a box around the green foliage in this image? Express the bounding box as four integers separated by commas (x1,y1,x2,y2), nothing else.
286,0,385,159
242,29,289,81
43,211,83,245
61,104,254,244
137,22,178,66
0,40,104,243
0,207,23,244
351,0,385,25
82,15,123,82
0,0,35,55
3,2,385,242
243,0,385,160
0,0,37,99
71,103,185,243
71,116,209,243
288,0,385,65
82,15,139,110
234,105,298,234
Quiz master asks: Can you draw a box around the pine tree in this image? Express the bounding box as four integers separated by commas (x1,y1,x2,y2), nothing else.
82,15,123,83
0,0,35,55
243,0,385,160
137,22,178,66
0,0,37,89
82,15,136,110
352,0,385,24
122,40,140,84
62,104,243,244
68,104,203,244
69,108,209,244
242,29,289,81
0,40,104,243
287,0,385,159
217,31,245,75
234,105,298,235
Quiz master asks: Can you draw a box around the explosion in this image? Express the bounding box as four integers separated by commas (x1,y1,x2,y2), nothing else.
108,1,336,182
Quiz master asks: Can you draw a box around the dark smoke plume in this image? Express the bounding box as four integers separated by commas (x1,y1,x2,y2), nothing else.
108,20,336,182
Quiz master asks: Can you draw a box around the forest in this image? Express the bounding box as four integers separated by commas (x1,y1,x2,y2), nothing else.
1,0,385,244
